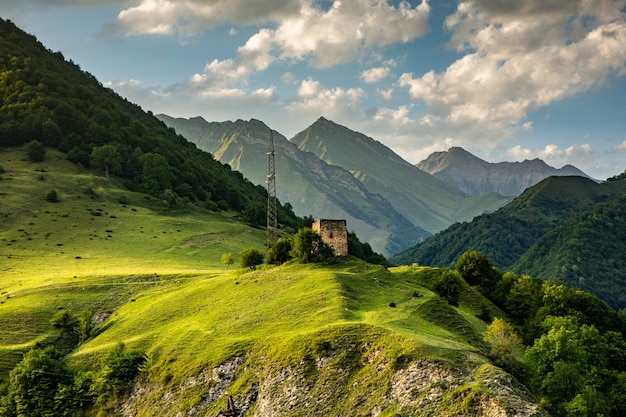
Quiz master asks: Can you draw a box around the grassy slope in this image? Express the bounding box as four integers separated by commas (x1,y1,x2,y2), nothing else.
0,147,529,416
0,147,264,373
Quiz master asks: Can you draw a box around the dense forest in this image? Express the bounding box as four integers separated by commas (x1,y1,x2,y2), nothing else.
451,251,626,417
0,18,303,229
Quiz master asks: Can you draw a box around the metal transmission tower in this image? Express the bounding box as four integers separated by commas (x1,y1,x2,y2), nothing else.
266,130,278,251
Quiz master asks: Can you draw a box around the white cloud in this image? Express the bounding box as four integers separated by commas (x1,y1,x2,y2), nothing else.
360,67,391,83
614,140,626,152
396,0,626,149
105,0,430,68
103,0,301,36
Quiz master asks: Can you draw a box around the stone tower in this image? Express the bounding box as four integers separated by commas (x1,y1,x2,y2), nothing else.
312,219,348,256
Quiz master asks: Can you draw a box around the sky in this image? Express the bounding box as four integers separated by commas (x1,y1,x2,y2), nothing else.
2,0,626,180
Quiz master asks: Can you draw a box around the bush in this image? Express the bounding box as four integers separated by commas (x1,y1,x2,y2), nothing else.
239,248,264,270
434,270,463,306
25,140,46,162
45,189,59,202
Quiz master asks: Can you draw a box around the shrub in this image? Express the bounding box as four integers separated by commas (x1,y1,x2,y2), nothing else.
45,189,59,202
25,140,46,162
239,248,264,270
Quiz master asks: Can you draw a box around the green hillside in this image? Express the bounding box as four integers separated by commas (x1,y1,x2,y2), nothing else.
0,149,541,416
513,194,626,309
392,176,626,269
391,176,626,309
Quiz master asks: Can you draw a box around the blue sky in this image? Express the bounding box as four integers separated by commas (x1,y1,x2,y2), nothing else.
3,0,626,179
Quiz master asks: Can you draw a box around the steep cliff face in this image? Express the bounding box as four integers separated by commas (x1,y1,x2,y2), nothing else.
417,147,591,196
120,351,546,417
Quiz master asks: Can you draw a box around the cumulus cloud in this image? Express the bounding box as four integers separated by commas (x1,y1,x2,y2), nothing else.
398,0,626,148
360,67,391,83
104,0,430,68
102,0,301,36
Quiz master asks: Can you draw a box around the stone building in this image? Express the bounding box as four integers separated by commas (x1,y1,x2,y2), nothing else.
312,219,348,256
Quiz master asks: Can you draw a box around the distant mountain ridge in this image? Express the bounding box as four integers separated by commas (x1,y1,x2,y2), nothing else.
159,115,516,255
417,146,591,196
159,115,595,257
158,115,430,255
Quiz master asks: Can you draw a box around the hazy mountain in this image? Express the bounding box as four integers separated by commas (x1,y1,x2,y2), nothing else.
291,118,511,233
417,146,591,196
158,114,430,255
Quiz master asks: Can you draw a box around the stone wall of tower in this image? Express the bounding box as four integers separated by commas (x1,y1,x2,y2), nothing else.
312,219,348,256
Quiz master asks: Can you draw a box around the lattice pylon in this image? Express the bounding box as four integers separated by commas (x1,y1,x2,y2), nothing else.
266,130,278,251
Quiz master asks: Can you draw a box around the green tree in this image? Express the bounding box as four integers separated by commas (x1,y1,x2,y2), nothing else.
24,139,46,162
140,152,173,197
290,227,334,263
92,342,147,401
239,248,264,270
433,270,463,306
242,201,266,227
267,237,293,265
50,309,78,337
91,143,122,178
221,252,234,271
76,309,94,344
455,251,500,294
2,347,75,417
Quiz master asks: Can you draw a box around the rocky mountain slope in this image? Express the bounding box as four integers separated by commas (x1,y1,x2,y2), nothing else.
417,146,591,196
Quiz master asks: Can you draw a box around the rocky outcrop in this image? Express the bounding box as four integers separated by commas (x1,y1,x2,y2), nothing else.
119,350,546,416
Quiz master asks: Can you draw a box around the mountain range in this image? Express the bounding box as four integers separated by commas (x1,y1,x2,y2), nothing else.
417,146,590,196
159,115,587,256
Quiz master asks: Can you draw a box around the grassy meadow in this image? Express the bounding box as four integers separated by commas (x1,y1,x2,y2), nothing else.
0,146,508,415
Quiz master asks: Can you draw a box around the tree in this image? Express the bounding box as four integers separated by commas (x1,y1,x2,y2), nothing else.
91,144,122,178
483,317,525,378
76,309,94,344
92,342,147,401
140,152,173,197
433,270,463,306
3,347,75,416
239,248,264,270
290,227,334,263
50,309,78,336
242,201,266,227
221,252,234,270
455,251,501,294
24,139,45,162
267,237,292,265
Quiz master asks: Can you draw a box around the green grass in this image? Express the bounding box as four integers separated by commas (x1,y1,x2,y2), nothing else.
0,147,518,415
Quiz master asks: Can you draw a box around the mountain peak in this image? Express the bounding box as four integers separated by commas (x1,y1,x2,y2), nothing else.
418,147,591,197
